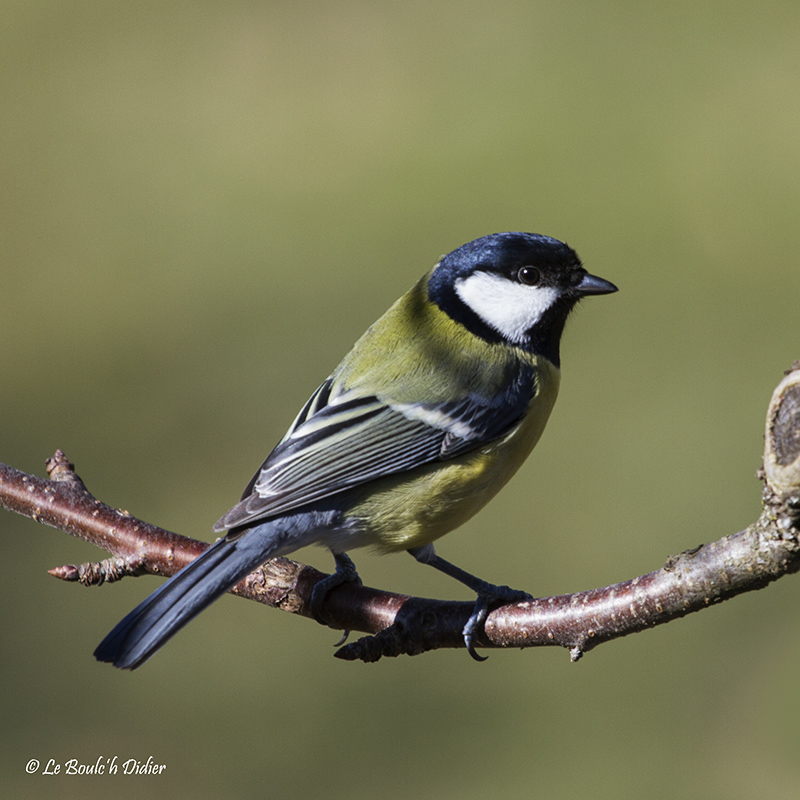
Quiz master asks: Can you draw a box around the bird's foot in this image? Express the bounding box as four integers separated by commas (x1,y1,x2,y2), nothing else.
463,584,533,662
407,546,532,661
310,552,363,644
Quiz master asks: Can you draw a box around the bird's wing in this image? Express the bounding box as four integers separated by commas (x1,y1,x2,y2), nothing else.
213,372,534,531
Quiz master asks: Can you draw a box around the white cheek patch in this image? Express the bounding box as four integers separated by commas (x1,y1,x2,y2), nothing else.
454,271,560,345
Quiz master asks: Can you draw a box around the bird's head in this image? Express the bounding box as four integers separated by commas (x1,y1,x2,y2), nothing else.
427,232,617,365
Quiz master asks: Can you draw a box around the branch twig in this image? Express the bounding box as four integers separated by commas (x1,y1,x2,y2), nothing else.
3,363,800,663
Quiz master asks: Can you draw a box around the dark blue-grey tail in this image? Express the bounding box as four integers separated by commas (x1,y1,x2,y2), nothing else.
94,533,274,670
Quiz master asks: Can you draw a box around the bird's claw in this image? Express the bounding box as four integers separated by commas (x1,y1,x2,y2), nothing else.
463,595,490,661
310,553,362,649
463,586,533,662
332,630,351,647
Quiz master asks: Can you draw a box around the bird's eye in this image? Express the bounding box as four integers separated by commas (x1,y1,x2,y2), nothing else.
517,266,541,286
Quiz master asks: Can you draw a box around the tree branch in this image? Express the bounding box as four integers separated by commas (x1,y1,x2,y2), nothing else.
3,363,800,663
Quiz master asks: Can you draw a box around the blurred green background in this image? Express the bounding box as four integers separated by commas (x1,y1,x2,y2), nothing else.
3,1,800,798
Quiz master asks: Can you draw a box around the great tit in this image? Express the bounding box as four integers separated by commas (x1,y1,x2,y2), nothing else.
95,231,617,668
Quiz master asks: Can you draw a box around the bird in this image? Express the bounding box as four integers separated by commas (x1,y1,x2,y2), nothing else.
94,231,617,669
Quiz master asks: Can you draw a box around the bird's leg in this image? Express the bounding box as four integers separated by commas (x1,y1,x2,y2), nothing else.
408,544,532,661
310,551,363,645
